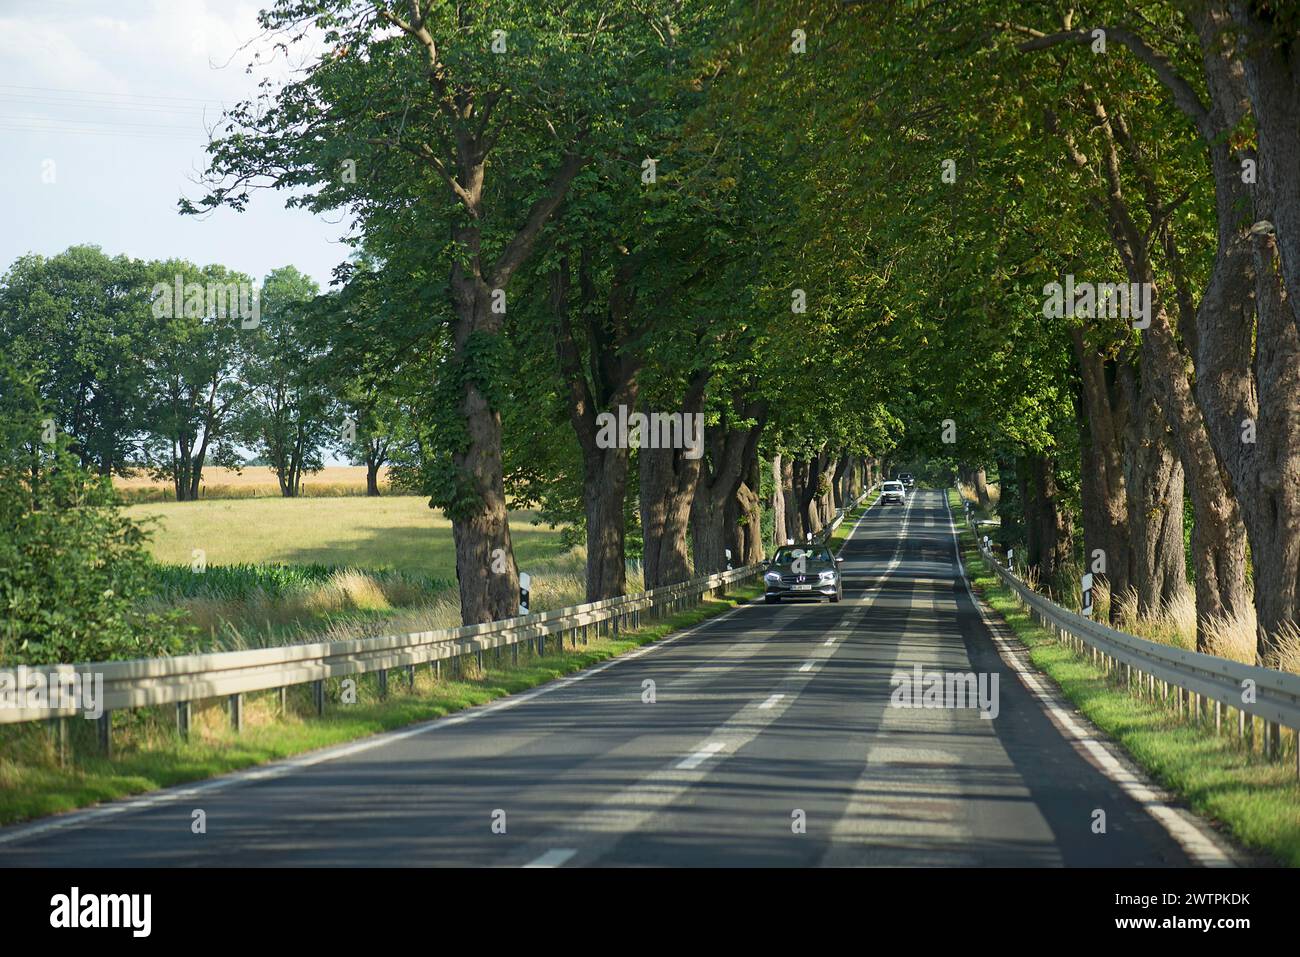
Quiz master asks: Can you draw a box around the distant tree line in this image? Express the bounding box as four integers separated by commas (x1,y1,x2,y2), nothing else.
0,246,417,500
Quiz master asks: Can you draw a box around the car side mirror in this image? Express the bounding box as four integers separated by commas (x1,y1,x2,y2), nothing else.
835,557,844,563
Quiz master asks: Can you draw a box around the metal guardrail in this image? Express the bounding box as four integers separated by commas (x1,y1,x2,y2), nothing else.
958,498,1300,772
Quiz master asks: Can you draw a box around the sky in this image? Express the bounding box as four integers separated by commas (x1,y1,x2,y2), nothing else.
0,0,348,289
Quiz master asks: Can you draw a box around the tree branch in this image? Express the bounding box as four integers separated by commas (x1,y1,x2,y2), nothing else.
1015,24,1214,141
490,150,587,288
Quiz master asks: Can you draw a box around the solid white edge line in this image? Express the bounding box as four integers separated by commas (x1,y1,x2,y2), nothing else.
759,693,785,710
943,488,1236,868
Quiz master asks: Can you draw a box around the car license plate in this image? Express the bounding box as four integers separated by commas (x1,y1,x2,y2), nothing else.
794,584,812,591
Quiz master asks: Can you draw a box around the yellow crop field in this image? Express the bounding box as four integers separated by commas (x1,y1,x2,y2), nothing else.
125,495,568,579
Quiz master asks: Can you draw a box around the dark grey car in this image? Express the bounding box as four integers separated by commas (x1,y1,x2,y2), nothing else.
763,544,843,603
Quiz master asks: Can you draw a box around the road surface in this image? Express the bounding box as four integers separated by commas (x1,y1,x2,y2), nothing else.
0,489,1232,867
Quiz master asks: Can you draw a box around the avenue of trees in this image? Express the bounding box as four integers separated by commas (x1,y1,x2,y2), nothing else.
786,0,1298,664
4,1,1299,668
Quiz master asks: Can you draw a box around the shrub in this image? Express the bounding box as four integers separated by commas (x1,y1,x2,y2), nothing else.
0,363,193,665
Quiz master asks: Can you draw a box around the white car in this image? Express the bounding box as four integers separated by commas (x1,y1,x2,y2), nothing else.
881,480,906,504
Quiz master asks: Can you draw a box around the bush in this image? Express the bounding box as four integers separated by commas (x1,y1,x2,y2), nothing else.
0,363,193,665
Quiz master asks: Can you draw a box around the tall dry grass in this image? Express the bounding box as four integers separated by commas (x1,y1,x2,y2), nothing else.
1202,609,1300,673
186,546,649,651
1077,579,1300,674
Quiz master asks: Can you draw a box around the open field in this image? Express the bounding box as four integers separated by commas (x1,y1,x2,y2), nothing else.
114,465,391,501
125,496,567,580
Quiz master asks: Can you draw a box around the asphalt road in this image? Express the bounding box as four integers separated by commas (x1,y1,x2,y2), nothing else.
0,489,1232,867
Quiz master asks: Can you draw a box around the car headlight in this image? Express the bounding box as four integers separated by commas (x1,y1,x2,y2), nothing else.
764,571,781,583
818,570,836,582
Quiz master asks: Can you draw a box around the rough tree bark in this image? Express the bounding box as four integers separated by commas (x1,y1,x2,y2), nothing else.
639,373,707,590
782,456,801,544
1030,454,1074,589
832,453,850,509
690,397,767,576
728,451,765,567
771,453,787,550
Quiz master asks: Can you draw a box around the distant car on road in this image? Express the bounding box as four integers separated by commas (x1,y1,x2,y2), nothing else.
897,472,915,489
881,480,906,504
764,544,843,603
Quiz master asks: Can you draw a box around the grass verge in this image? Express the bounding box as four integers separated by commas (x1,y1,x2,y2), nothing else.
0,582,761,827
946,489,1299,866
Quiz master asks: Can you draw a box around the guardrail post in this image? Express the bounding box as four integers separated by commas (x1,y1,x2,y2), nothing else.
433,659,442,681
229,693,242,733
98,710,112,758
48,717,69,768
313,680,325,716
477,649,485,672
407,664,416,691
176,701,190,741
511,641,518,665
1214,699,1222,734
378,669,388,700
1267,721,1280,760
279,686,287,715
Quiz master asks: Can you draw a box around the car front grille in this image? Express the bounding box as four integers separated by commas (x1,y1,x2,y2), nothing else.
779,574,828,585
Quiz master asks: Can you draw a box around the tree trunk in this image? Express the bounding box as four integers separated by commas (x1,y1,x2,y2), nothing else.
448,278,518,623
782,456,800,545
1018,456,1039,568
972,467,991,509
583,449,630,600
639,375,707,590
1094,73,1253,643
832,453,850,509
1126,404,1187,616
736,451,765,565
640,444,700,590
1071,330,1134,621
1030,454,1074,590
771,454,787,549
690,397,767,575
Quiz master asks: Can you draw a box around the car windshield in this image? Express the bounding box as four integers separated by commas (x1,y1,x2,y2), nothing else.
773,546,833,563
883,482,903,490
